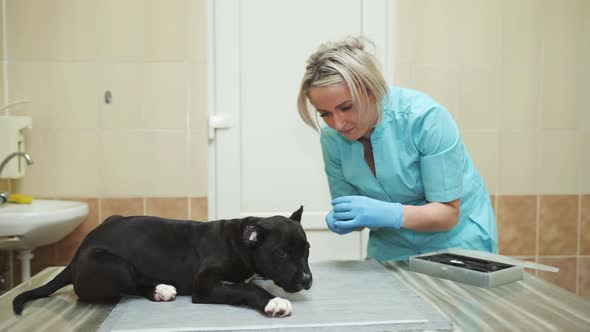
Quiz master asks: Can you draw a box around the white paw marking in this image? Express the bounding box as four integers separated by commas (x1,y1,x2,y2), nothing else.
154,284,177,302
264,297,292,317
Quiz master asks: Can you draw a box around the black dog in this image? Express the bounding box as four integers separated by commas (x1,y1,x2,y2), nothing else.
13,206,312,317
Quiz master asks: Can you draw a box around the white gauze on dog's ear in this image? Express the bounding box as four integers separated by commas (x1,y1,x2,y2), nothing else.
242,220,263,248
248,228,258,241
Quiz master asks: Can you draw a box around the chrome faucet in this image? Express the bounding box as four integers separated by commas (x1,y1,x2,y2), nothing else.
0,152,34,177
0,152,33,206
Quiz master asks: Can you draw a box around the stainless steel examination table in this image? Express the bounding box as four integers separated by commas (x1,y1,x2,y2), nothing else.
1,260,589,331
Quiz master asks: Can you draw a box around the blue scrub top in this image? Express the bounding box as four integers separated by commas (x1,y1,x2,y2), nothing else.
320,86,498,261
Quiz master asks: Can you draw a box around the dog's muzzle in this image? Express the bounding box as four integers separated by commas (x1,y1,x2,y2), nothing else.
282,271,313,293
301,271,312,290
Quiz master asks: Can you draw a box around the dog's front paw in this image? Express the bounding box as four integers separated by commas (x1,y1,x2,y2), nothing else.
264,297,292,317
154,284,177,302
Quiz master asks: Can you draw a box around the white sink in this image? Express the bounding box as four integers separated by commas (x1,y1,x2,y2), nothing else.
0,199,88,250
0,199,88,281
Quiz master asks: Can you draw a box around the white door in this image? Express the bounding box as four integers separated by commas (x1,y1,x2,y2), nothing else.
208,0,395,262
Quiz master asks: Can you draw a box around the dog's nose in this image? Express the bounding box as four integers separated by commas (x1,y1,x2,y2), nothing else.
301,271,312,289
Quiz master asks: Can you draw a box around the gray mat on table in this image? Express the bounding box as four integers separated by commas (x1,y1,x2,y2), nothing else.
98,259,452,331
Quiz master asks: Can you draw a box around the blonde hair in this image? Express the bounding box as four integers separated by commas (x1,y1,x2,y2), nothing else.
297,36,388,131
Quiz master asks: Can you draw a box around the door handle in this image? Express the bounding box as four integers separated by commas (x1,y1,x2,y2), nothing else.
208,114,233,140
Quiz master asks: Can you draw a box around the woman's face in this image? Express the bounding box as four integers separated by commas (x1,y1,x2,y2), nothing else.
307,84,377,141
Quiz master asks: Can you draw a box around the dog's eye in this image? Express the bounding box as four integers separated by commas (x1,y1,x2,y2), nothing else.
277,250,287,258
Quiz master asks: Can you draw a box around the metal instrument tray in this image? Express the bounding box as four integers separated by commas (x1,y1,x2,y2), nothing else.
409,251,523,288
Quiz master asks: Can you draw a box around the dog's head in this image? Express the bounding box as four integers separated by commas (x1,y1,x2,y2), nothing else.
241,206,312,293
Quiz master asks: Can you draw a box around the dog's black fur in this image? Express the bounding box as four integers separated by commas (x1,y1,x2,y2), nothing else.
12,206,312,317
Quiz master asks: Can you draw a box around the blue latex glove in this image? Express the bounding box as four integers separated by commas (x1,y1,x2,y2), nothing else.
331,196,403,230
325,210,354,235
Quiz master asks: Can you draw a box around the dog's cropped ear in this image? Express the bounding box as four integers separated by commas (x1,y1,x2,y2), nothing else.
242,218,263,248
289,205,304,223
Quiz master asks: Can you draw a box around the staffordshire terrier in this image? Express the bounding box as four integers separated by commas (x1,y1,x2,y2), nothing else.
13,206,312,317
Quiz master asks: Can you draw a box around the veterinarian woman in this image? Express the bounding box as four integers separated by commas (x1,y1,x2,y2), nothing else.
296,36,498,261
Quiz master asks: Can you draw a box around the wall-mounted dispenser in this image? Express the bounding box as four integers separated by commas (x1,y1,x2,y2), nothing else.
0,116,33,178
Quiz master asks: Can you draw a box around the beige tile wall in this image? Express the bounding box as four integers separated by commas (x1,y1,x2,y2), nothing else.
496,195,589,295
1,0,589,300
395,0,588,195
4,0,208,198
0,1,4,108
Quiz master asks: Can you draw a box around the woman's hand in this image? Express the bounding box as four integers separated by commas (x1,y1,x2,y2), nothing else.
329,196,403,231
325,196,461,234
325,210,356,235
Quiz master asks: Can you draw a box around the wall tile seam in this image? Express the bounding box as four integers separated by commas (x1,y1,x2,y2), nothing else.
535,34,544,201
64,196,207,199
98,128,190,134
97,197,102,228
455,62,464,133
9,57,202,66
535,193,540,276
184,92,192,219
460,128,500,134
536,255,581,259
537,123,588,131
7,59,100,64
496,13,503,197
577,194,582,294
9,59,195,65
